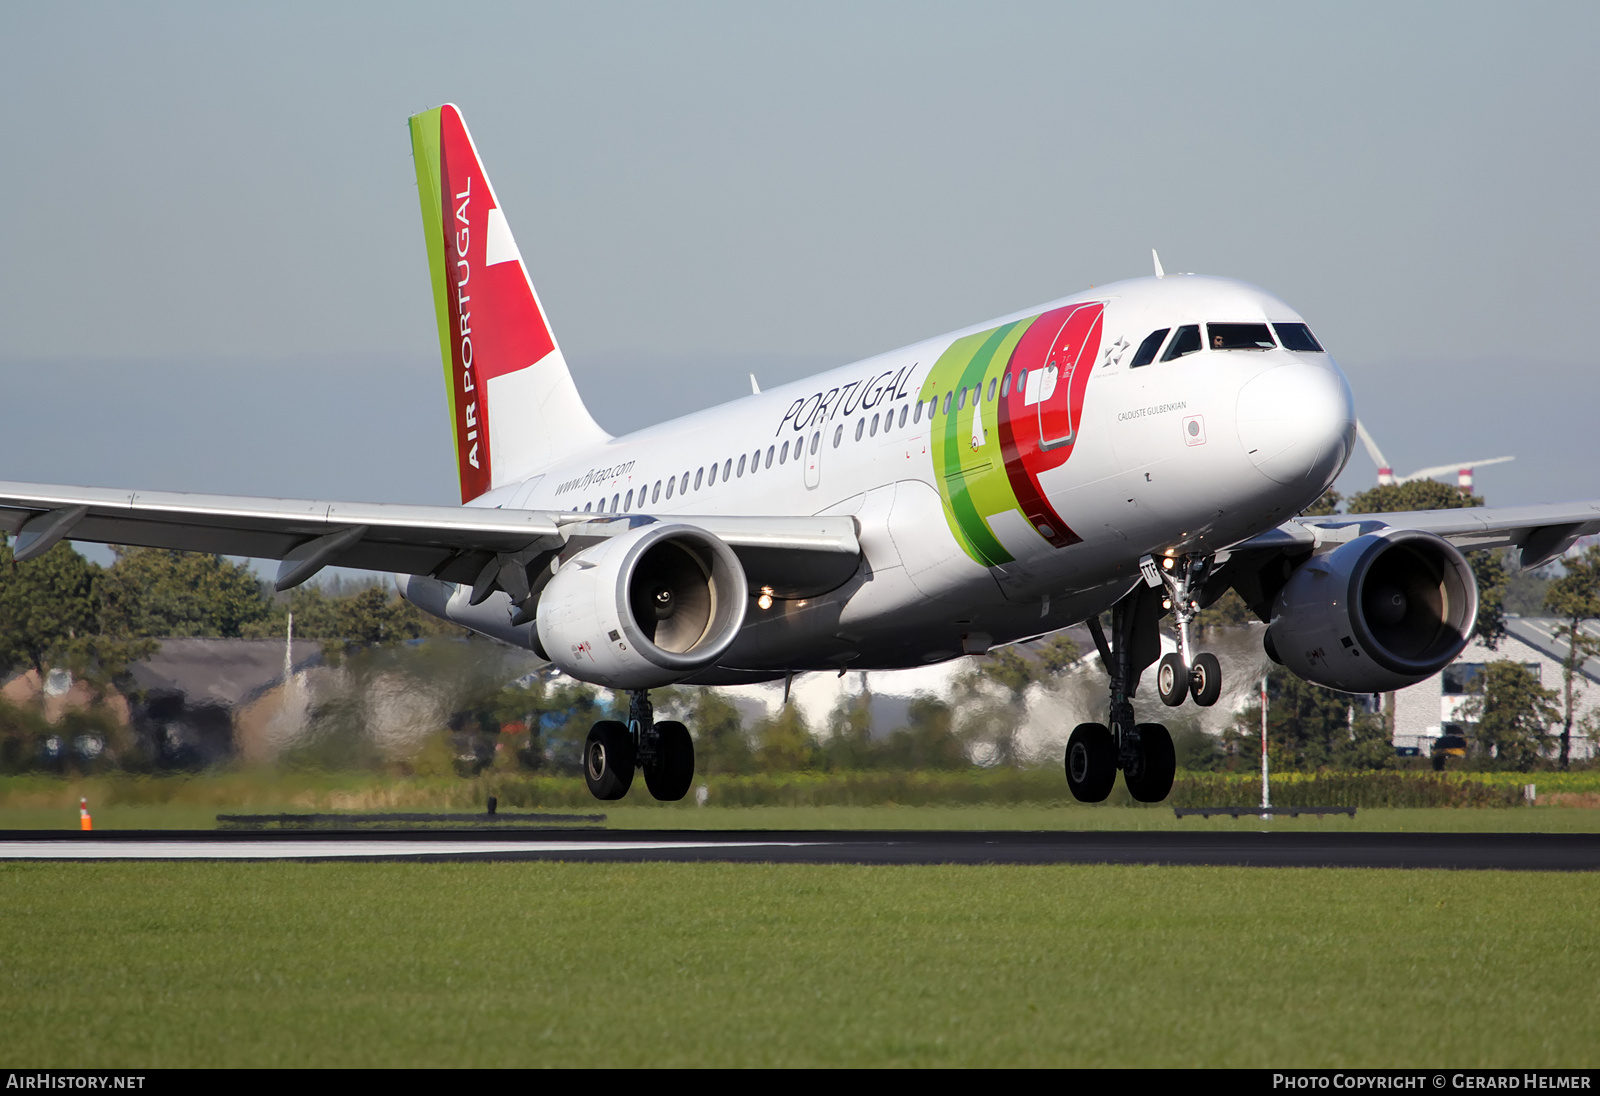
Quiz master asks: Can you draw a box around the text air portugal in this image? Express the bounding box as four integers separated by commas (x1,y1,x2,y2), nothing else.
437,109,555,502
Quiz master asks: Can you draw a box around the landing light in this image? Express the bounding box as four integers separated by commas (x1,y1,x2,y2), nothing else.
1162,556,1175,569
758,586,775,611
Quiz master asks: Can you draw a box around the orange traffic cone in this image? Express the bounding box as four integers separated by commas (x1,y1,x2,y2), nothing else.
79,797,92,831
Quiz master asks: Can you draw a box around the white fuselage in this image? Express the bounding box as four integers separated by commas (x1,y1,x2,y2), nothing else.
461,274,1355,682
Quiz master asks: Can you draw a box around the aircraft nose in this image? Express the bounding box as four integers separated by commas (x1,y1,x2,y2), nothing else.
1235,364,1354,487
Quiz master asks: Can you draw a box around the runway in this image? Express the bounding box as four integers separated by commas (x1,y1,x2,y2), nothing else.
2,829,1598,870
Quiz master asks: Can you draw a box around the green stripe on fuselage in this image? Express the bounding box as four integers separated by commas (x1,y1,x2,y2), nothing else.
920,317,1036,566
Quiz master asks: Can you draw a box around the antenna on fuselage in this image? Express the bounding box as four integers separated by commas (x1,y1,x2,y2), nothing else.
1152,250,1165,279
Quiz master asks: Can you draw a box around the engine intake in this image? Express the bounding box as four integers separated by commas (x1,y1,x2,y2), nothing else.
537,523,748,689
1265,529,1477,693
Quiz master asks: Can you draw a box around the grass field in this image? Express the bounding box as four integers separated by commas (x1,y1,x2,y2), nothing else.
0,860,1595,1067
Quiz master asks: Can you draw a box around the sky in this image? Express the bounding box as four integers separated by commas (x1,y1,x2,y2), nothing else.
1,1,1597,514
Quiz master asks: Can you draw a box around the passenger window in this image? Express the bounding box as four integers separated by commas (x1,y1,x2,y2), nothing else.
611,494,620,511
624,489,633,512
694,468,704,490
1160,325,1202,362
898,405,908,428
810,431,820,455
584,501,593,512
942,392,952,415
652,481,661,504
1001,372,1011,397
1017,368,1028,392
1129,328,1169,368
765,445,775,468
855,419,865,441
723,458,732,480
1207,323,1276,350
1273,322,1324,352
737,454,746,477
956,388,967,411
913,400,923,424
665,477,675,499
870,412,880,436
779,440,789,464
833,425,843,448
751,448,760,472
987,378,996,402
708,462,718,486
680,471,690,494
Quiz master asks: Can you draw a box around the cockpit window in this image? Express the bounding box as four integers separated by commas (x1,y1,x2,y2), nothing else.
1273,322,1324,352
1160,325,1202,362
1129,328,1169,368
1207,323,1276,350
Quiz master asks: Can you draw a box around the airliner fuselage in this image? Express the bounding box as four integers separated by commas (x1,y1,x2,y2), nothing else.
446,273,1355,682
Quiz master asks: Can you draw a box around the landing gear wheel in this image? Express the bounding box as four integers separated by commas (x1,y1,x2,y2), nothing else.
1156,652,1189,707
1065,723,1117,803
643,720,695,802
583,720,635,801
1190,652,1223,707
1123,723,1176,803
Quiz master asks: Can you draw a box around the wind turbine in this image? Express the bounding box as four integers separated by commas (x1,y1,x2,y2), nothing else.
1355,420,1513,493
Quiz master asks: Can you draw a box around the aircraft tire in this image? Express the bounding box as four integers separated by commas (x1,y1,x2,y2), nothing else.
643,720,695,802
1065,723,1116,803
1124,723,1176,803
1190,653,1223,707
1156,653,1189,707
584,720,636,801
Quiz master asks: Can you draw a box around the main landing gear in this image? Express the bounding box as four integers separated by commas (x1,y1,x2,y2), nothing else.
583,690,695,802
1068,557,1224,804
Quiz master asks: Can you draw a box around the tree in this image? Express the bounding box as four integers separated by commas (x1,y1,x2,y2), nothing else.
1543,545,1600,769
879,695,968,770
1301,488,1343,516
0,539,99,676
822,682,875,770
687,689,752,775
1230,667,1390,772
957,634,1082,766
1345,479,1483,516
753,703,816,771
1459,660,1559,770
98,548,271,638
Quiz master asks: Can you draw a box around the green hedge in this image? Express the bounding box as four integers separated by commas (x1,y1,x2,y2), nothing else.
1,768,1597,811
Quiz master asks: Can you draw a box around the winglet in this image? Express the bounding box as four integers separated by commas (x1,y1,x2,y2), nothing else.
1152,249,1165,279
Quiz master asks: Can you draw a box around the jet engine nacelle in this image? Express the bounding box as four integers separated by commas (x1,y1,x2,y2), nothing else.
537,523,748,690
1265,529,1477,693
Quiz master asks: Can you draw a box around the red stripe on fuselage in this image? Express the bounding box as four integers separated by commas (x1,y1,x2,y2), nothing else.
996,302,1104,548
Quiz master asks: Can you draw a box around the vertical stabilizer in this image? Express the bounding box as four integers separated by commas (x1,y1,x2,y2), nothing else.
409,104,609,503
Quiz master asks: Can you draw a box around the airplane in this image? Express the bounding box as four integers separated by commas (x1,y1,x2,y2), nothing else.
3,103,1598,805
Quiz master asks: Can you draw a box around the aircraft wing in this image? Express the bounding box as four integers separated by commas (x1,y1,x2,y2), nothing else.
1208,499,1600,622
0,481,862,598
1287,500,1600,570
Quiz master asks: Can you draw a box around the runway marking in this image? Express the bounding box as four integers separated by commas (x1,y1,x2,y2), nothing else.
0,839,814,860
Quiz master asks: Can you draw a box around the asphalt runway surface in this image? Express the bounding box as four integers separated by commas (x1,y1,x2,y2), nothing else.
1,829,1598,870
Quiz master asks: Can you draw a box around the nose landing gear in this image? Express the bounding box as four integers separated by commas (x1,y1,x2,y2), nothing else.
1154,554,1224,708
582,690,697,802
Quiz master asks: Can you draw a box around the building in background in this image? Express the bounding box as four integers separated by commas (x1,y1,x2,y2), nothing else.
1393,617,1600,761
